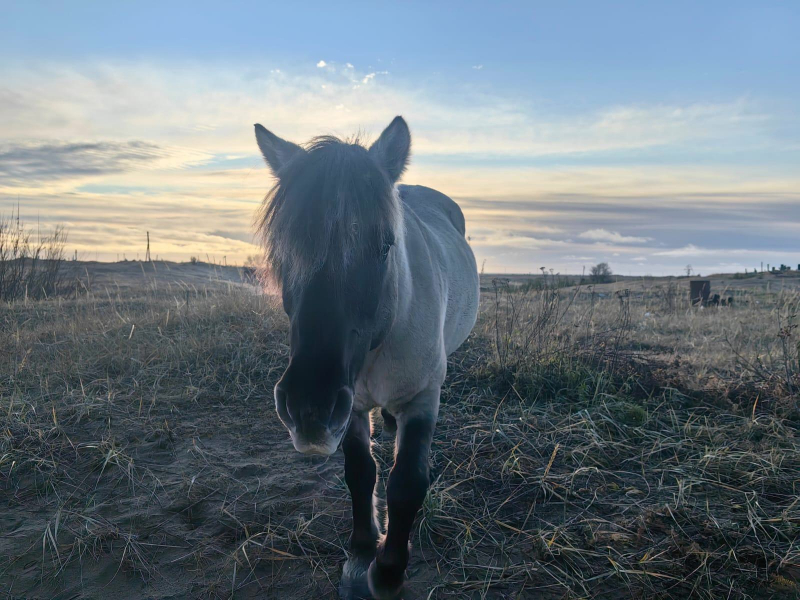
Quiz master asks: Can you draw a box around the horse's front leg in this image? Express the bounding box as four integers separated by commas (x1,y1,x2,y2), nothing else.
368,392,438,599
339,410,379,600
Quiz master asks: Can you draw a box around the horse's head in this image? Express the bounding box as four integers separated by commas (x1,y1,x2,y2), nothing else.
255,117,410,455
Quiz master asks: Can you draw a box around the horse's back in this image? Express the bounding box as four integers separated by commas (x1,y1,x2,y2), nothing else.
398,184,466,237
398,184,479,356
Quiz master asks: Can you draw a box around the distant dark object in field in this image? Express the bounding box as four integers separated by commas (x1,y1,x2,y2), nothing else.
706,294,736,307
690,280,710,306
773,264,796,277
690,281,734,307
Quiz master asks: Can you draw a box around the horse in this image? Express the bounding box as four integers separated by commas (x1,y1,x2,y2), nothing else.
254,116,479,599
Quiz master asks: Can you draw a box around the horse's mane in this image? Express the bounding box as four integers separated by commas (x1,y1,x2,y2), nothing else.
257,136,401,288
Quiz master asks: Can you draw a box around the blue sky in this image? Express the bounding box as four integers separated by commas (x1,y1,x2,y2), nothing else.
1,1,798,274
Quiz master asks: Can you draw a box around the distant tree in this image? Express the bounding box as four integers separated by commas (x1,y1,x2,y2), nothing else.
590,262,613,283
244,254,262,269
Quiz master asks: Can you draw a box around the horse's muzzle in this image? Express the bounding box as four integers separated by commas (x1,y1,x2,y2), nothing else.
274,384,353,455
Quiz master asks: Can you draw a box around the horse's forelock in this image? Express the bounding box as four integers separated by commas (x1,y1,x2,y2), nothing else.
258,136,400,289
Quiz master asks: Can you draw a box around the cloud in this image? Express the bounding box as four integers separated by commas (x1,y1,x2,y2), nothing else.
472,65,484,70
653,244,771,258
360,71,388,85
578,229,652,244
2,191,261,261
469,231,570,250
653,244,704,257
208,229,255,244
0,141,170,185
316,60,327,68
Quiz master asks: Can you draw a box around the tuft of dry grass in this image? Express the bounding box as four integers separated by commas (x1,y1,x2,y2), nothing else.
1,271,799,599
0,213,68,302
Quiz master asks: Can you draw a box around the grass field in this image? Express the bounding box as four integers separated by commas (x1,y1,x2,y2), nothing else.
1,262,799,599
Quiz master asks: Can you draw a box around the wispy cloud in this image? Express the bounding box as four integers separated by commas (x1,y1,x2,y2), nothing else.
578,229,651,244
653,244,768,258
0,141,170,185
360,71,389,85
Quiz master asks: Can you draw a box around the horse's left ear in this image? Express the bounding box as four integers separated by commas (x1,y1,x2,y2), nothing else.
254,124,305,176
369,116,411,184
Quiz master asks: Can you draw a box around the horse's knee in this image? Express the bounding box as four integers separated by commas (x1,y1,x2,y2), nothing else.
387,417,434,509
342,414,375,485
386,416,434,519
386,460,429,513
343,439,376,483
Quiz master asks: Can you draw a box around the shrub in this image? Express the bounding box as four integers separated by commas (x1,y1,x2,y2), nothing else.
590,262,613,283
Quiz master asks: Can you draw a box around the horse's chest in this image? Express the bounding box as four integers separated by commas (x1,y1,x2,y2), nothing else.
353,347,440,412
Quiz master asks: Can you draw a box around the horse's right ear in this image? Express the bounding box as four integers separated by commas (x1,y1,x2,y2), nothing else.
369,116,411,184
254,124,305,175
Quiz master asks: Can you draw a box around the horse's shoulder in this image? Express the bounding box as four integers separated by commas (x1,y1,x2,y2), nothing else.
398,184,466,236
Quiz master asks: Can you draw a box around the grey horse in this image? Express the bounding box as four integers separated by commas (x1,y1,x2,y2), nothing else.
254,116,479,599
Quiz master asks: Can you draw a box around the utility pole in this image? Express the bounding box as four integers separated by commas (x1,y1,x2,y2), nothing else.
146,231,151,262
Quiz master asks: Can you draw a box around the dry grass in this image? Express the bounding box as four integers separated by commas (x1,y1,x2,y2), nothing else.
1,271,799,599
0,214,68,302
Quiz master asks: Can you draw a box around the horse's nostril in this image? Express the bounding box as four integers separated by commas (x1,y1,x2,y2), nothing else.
329,387,353,430
274,384,294,428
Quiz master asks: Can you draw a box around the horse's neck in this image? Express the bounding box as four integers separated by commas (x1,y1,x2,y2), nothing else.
389,206,416,322
379,198,439,347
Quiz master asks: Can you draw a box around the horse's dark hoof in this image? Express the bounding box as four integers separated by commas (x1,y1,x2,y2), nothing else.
367,560,405,600
339,555,375,600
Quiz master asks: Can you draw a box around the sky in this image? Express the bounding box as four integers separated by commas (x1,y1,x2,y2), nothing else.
1,1,798,275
